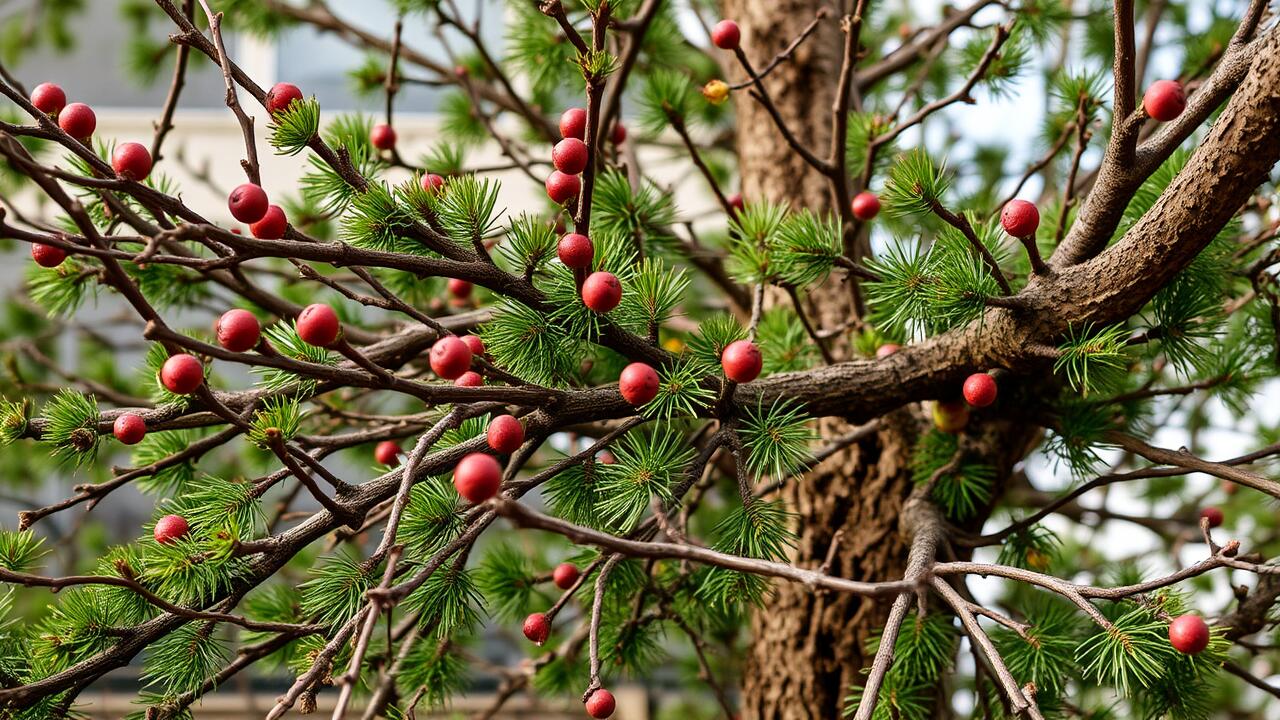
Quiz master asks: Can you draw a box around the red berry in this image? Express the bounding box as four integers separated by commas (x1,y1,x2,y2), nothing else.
370,123,396,150
585,688,616,719
30,82,66,115
552,138,589,175
1143,80,1186,122
852,191,880,221
160,354,204,395
619,362,660,405
454,371,483,387
609,123,627,145
1199,506,1224,528
461,334,485,356
154,514,190,544
727,193,744,214
559,107,587,140
297,303,341,347
216,309,261,352
430,336,473,380
486,415,525,454
266,82,303,115
374,440,401,467
712,20,741,50
31,243,66,268
250,204,288,239
876,343,900,358
58,102,95,140
582,271,622,313
558,233,595,268
962,372,997,408
453,452,502,503
523,612,551,645
1168,614,1210,655
552,562,580,590
1000,199,1040,238
113,413,147,445
721,339,762,383
228,183,269,224
598,451,616,465
421,173,446,193
546,171,581,204
111,142,152,181
448,278,473,300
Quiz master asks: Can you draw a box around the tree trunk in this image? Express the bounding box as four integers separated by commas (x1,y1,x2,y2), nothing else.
726,3,1038,717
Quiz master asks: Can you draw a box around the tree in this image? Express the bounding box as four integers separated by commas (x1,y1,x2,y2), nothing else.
0,0,1276,718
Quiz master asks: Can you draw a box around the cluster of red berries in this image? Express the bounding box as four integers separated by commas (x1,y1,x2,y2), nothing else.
546,108,627,205
31,82,95,143
27,83,159,268
617,338,763,407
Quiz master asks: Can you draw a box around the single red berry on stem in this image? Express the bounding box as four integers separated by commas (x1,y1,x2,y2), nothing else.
265,82,303,114
1199,506,1224,528
31,243,67,268
111,142,153,181
250,205,288,239
546,171,581,204
963,372,998,408
461,334,485,356
619,362,660,405
30,82,66,115
448,278,473,300
1143,80,1186,122
852,191,881,221
712,19,741,49
374,441,401,467
421,173,446,193
216,309,261,352
553,138,590,175
454,371,483,387
297,303,341,347
430,336,473,380
370,123,396,150
58,102,96,140
610,123,627,145
721,339,763,383
876,343,900,358
582,271,622,312
113,413,147,445
523,612,551,645
160,354,204,395
487,415,525,454
1000,199,1040,238
559,107,587,140
598,451,616,465
727,193,744,214
585,688,616,719
154,514,190,545
553,562,580,589
1168,614,1210,654
228,183,270,224
453,452,502,503
558,233,595,268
